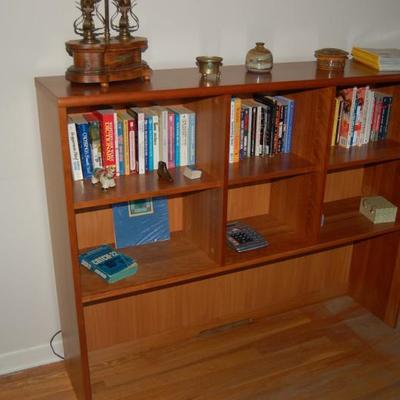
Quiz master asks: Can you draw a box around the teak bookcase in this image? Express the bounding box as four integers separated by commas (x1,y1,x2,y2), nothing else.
36,62,400,400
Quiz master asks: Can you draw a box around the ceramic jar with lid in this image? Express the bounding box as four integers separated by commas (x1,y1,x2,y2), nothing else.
245,42,273,73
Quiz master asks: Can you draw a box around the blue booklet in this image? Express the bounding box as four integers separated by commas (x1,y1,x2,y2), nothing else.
79,244,138,283
112,197,170,249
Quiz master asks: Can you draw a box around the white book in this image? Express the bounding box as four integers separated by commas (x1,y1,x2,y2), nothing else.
153,106,169,164
363,89,375,144
150,110,160,170
67,117,83,181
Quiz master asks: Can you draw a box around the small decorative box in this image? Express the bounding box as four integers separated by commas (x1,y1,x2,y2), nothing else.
359,196,398,224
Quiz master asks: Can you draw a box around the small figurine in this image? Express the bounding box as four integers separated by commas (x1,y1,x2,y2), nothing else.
157,161,174,183
91,166,116,190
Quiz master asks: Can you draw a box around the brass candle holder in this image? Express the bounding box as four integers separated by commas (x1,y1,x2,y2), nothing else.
65,0,151,86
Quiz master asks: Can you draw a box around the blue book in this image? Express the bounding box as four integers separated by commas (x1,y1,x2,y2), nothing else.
113,197,170,249
275,96,295,153
72,114,93,178
79,245,138,283
173,111,181,167
117,118,125,175
144,116,149,171
146,114,154,171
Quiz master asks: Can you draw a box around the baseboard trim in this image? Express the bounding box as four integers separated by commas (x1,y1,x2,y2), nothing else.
0,339,64,375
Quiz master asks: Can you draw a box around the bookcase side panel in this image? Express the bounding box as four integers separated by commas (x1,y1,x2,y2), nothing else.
349,232,400,326
36,85,92,400
188,95,230,179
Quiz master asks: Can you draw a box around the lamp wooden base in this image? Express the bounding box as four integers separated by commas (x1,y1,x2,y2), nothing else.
65,36,151,86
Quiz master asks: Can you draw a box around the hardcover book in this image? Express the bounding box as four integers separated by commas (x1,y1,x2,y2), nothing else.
113,197,170,249
67,116,83,181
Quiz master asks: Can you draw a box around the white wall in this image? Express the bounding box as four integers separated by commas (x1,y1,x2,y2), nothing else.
1,0,400,375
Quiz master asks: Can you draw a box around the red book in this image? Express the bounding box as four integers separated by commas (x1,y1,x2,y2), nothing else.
94,109,116,170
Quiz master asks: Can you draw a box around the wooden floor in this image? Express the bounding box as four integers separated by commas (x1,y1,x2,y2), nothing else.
1,296,400,400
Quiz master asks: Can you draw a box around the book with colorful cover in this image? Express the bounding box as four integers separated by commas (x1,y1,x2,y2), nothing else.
94,109,117,170
113,197,170,249
167,111,175,169
117,117,125,175
116,110,132,176
67,116,83,181
70,114,93,179
79,244,138,283
84,112,103,170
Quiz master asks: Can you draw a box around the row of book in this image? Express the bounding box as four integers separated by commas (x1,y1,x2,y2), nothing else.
79,244,137,284
332,86,392,148
68,105,196,181
229,95,295,163
352,47,400,72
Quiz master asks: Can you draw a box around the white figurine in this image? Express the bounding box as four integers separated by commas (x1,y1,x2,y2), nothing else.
91,166,116,190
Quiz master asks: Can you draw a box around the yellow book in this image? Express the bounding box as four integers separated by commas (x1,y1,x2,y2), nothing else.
352,54,380,70
233,98,242,163
352,47,380,63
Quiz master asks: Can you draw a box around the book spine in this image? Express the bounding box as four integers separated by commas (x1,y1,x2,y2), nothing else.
67,119,83,181
127,117,136,173
98,113,116,170
161,110,169,164
152,113,160,170
331,97,340,147
117,119,125,175
147,115,154,171
122,119,130,175
112,111,120,176
76,121,93,178
239,109,245,160
233,98,241,162
243,107,249,157
188,112,196,165
180,113,188,166
363,90,374,144
286,99,295,152
144,116,149,171
168,112,175,168
137,112,145,174
273,102,280,154
174,112,180,167
378,95,392,140
229,98,235,163
250,106,257,156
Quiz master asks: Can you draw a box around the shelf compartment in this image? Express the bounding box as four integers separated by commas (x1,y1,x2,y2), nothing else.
73,167,221,210
328,139,400,172
80,231,219,304
321,197,400,243
228,153,316,186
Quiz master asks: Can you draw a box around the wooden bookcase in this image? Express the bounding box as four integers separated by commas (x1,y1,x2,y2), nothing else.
35,62,400,400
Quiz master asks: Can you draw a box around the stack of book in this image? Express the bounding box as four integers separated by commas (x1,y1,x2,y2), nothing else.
331,86,392,148
68,105,196,181
352,47,400,72
79,245,138,283
229,95,295,163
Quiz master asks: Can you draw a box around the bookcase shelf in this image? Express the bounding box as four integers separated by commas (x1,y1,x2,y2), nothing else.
73,167,221,210
228,153,315,186
36,61,400,400
328,139,400,171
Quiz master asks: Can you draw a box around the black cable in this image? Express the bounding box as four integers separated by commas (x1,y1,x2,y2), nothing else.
50,330,65,360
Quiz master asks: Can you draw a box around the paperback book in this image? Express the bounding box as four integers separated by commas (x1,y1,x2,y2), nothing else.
79,244,138,283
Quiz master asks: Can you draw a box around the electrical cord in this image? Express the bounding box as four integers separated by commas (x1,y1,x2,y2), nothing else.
50,330,65,360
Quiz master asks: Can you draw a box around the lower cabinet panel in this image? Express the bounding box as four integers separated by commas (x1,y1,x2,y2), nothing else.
84,245,352,352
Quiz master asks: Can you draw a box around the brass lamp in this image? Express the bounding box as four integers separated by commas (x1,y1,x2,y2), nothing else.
65,0,151,86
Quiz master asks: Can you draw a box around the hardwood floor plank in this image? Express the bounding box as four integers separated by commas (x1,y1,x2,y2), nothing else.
1,297,400,400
